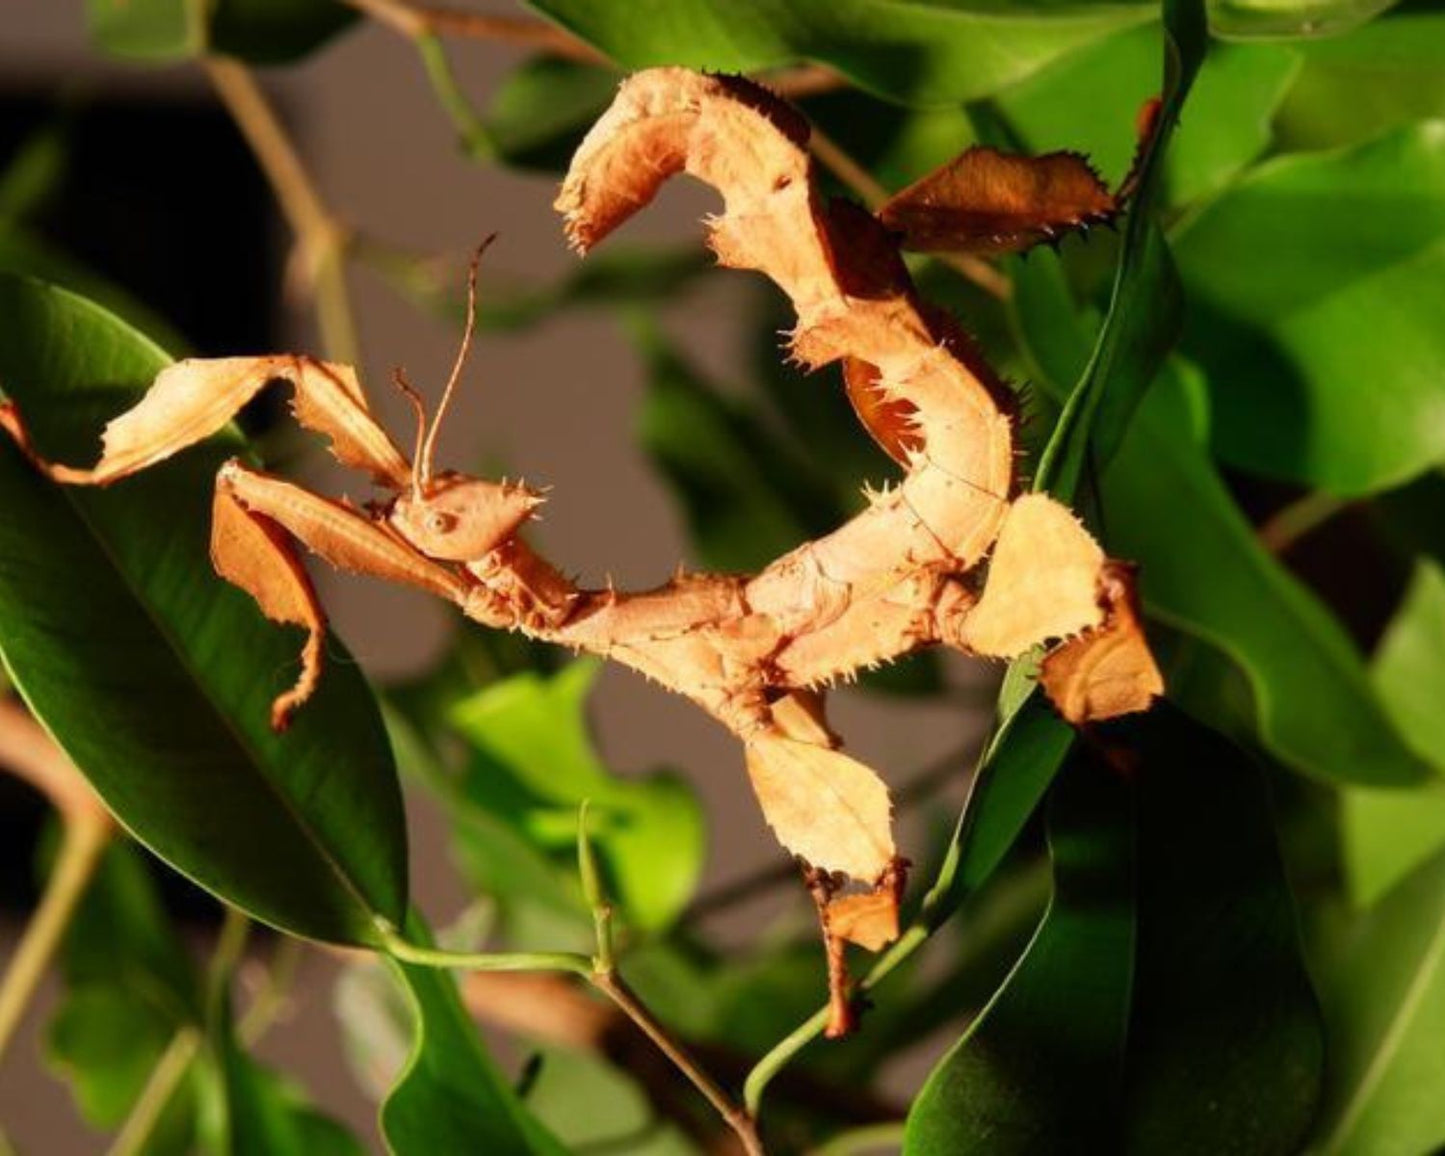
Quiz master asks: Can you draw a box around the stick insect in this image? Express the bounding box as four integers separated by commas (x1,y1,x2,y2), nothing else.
1,68,1161,1035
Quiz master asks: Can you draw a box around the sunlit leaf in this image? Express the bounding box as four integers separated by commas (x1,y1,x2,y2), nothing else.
1342,561,1445,905
449,661,705,932
1273,14,1445,151
1310,846,1445,1156
526,0,1157,108
1175,124,1445,496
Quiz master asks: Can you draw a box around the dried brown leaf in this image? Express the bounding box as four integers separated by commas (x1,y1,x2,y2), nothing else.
1041,561,1164,723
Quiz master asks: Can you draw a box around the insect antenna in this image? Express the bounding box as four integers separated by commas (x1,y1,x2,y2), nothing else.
419,234,498,493
390,367,429,502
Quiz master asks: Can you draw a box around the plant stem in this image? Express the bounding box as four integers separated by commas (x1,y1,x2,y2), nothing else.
385,929,764,1153
104,1027,202,1156
342,0,606,62
414,32,498,160
592,969,764,1156
1258,491,1348,554
807,126,1010,302
0,812,110,1065
383,934,594,977
239,934,304,1044
203,57,360,366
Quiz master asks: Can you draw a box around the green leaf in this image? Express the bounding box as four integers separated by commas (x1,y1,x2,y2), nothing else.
526,0,1157,107
905,757,1136,1154
86,0,356,63
1009,229,1432,786
911,706,1324,1154
449,661,705,932
1122,704,1324,1154
1274,14,1445,152
525,1047,698,1156
998,26,1299,207
1341,561,1445,904
484,56,621,173
1175,124,1445,496
1311,845,1445,1156
1209,0,1395,42
208,999,364,1156
380,915,570,1156
1034,0,1205,500
1103,371,1433,786
0,275,408,945
43,841,201,1150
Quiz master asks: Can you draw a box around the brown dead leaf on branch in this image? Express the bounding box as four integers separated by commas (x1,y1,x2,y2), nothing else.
1,68,1163,1037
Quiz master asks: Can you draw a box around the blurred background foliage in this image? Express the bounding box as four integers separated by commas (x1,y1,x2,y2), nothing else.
2,0,1445,1153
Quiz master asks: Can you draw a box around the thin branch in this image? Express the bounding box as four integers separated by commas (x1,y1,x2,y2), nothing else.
808,125,1011,302
104,1027,202,1156
386,929,765,1154
203,57,361,366
0,809,111,1064
0,699,113,1065
0,698,108,827
593,970,764,1156
342,0,606,62
1258,491,1349,555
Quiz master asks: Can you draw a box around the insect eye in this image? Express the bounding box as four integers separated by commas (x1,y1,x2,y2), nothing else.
424,511,458,534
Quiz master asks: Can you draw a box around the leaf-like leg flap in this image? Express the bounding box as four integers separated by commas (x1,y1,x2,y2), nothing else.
210,483,326,731
217,462,471,606
959,493,1108,658
1041,561,1164,724
1,356,410,489
744,727,895,884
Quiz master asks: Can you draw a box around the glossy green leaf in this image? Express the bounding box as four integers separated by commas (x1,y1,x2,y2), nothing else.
905,758,1136,1154
449,661,705,932
1103,372,1433,786
0,275,408,945
998,26,1298,207
1342,561,1445,904
1175,124,1445,496
1311,845,1445,1156
1274,14,1445,152
1122,704,1323,1154
527,0,1157,108
1009,228,1433,786
381,916,570,1156
85,0,356,63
